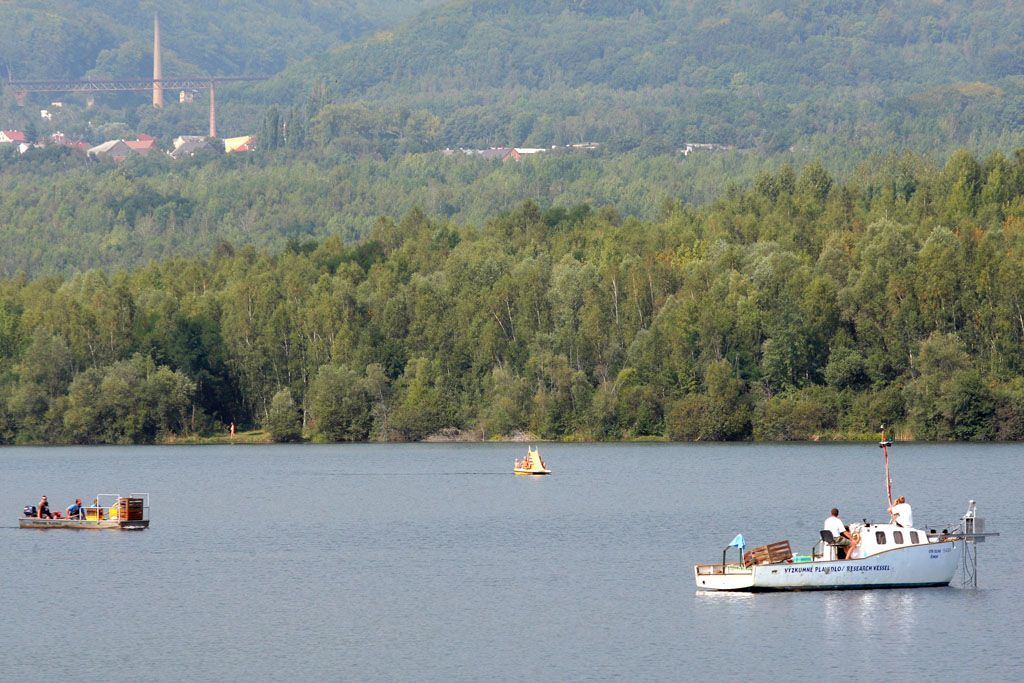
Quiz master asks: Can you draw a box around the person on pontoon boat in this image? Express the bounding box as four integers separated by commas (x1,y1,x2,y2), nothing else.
67,499,83,519
37,496,53,519
823,508,852,559
888,496,913,528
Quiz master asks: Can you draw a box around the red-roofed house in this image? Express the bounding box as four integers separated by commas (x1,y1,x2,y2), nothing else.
125,138,156,155
51,132,90,152
1,130,28,144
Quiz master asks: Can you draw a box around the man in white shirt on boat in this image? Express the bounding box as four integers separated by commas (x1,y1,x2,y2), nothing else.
823,508,852,558
889,496,913,528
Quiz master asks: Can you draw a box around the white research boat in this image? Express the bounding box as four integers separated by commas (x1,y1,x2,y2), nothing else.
695,522,959,591
694,432,993,591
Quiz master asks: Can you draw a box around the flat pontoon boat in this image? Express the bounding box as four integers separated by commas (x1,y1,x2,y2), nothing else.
514,446,551,475
20,493,150,530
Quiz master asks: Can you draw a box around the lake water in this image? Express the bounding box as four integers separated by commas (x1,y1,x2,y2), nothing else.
0,443,1019,680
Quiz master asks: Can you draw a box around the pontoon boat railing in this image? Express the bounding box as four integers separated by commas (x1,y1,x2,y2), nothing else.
95,492,150,521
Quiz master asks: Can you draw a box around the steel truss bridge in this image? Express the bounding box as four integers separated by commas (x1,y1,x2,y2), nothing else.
5,76,268,138
6,76,266,93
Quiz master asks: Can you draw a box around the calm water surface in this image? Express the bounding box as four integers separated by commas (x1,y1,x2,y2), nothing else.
0,443,1019,680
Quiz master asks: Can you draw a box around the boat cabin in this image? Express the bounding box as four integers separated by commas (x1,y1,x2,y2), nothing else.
818,522,928,561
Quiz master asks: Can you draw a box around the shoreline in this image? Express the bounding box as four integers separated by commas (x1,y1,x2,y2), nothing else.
160,427,907,446
2,430,935,447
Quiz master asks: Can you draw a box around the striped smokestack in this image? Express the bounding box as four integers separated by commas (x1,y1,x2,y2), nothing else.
153,14,163,108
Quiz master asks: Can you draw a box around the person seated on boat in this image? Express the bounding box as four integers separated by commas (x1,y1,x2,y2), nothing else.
67,499,84,520
847,531,862,560
37,496,53,519
823,508,852,559
888,496,913,528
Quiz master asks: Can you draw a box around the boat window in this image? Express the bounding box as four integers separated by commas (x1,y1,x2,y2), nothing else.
893,530,904,544
875,531,887,545
910,531,920,544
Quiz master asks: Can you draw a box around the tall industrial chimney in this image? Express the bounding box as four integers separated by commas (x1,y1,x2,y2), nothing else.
209,81,217,138
153,14,164,108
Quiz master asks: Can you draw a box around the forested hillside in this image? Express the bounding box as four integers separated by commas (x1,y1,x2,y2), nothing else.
5,1,1023,158
3,150,1024,444
292,0,1024,156
3,2,1024,446
0,1,445,79
0,0,446,139
0,145,767,276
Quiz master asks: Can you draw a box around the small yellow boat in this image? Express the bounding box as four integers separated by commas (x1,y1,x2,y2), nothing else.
514,446,551,475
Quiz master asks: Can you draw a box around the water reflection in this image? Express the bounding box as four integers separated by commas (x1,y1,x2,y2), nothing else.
694,590,757,603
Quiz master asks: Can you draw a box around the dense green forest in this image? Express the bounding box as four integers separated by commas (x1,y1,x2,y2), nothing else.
0,145,771,276
4,150,1024,444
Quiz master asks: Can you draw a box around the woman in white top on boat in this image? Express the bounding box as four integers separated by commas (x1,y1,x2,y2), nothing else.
889,496,913,527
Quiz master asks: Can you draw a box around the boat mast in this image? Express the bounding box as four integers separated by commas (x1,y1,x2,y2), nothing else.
879,425,894,507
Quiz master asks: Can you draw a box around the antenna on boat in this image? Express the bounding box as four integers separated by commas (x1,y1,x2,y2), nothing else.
879,425,894,508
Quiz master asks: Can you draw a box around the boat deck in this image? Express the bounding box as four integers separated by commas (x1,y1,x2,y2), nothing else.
19,518,149,530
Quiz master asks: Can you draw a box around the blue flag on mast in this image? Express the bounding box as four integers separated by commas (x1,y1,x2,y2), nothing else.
728,534,746,550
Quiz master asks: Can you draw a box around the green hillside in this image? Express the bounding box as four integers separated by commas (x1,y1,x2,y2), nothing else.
4,1,1024,277
6,3,1024,446
0,1,446,80
5,0,1023,155
295,0,1024,156
0,1,447,149
0,145,769,276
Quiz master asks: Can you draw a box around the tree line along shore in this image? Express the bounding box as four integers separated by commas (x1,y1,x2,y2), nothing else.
3,150,1024,444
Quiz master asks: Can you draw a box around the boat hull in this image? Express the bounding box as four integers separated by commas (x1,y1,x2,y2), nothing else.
695,541,958,591
18,518,149,530
514,469,550,475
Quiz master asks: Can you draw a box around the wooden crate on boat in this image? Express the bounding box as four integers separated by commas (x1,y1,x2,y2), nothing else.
118,498,145,521
743,540,793,566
